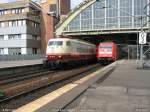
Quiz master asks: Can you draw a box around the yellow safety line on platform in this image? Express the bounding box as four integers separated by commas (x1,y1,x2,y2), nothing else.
14,60,120,112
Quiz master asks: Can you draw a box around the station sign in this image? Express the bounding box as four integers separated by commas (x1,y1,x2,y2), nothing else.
139,31,147,44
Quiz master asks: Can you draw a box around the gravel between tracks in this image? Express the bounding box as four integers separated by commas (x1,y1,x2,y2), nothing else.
0,64,101,111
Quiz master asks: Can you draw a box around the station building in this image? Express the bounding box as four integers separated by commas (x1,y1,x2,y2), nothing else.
56,0,150,43
56,0,150,59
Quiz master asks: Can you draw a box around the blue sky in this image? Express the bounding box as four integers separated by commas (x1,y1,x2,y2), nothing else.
71,0,83,9
0,0,84,9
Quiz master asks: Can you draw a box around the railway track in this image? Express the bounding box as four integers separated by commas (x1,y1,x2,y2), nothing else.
0,66,49,81
0,69,55,86
0,64,102,111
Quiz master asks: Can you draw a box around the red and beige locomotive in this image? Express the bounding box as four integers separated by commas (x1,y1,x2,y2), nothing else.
97,42,117,64
44,38,96,67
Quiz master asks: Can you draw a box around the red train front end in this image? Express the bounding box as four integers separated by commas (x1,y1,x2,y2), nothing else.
97,42,117,64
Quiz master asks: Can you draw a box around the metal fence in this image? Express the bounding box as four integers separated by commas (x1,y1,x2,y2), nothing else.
0,54,45,61
119,44,150,69
127,45,150,60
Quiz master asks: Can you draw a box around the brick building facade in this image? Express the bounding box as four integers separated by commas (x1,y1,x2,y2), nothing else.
40,0,70,54
40,0,70,16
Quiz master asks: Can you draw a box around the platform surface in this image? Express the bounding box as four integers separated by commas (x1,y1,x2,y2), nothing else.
65,60,150,112
0,59,43,69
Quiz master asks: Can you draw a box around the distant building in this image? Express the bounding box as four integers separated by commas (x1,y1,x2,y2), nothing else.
0,0,71,55
39,0,71,54
40,0,70,17
0,0,41,55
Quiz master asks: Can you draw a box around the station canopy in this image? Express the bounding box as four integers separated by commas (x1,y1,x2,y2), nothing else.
56,0,149,36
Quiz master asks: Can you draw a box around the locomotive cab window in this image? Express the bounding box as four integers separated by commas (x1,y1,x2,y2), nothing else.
66,41,71,46
48,41,63,46
100,46,112,49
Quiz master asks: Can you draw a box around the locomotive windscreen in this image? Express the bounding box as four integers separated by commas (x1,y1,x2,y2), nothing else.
99,46,112,49
48,41,63,46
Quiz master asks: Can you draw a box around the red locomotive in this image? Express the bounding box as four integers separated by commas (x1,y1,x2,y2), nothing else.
97,42,117,64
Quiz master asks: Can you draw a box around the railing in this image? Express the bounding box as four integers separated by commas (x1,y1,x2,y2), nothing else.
0,54,45,61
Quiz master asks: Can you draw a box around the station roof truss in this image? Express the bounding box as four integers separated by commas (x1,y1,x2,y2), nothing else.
56,0,150,36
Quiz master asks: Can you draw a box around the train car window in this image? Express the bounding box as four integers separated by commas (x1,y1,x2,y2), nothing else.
56,41,63,46
48,41,63,46
100,46,112,49
48,41,55,46
66,41,71,46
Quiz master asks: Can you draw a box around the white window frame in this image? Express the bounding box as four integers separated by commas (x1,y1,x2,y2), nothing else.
0,48,4,55
22,20,26,25
12,21,17,26
1,22,5,27
9,21,12,27
0,11,4,15
0,35,4,40
8,34,21,40
4,10,8,14
11,9,15,14
22,9,25,13
18,20,22,26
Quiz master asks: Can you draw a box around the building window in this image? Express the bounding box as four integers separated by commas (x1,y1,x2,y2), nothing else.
22,20,26,25
0,35,4,40
9,21,12,27
18,20,26,26
12,21,17,26
32,48,37,54
49,4,57,13
8,34,21,40
11,8,25,14
16,8,22,14
0,48,4,55
11,9,15,14
31,21,39,28
8,20,26,27
32,35,38,40
8,48,21,55
22,9,25,13
4,10,8,14
0,11,4,15
0,22,5,27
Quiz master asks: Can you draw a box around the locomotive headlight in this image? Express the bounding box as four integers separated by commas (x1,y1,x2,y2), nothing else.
58,55,62,58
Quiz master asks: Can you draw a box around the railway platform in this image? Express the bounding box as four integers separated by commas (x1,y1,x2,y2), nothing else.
14,60,150,112
0,59,43,69
65,60,150,112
